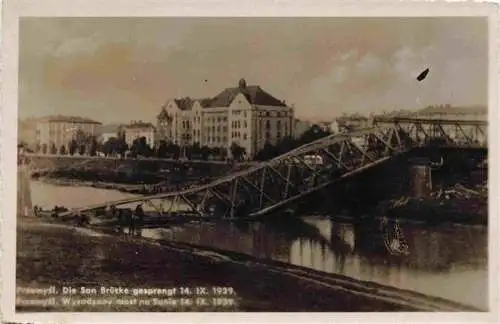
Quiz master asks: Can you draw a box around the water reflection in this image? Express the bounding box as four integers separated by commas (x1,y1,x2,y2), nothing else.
136,216,487,310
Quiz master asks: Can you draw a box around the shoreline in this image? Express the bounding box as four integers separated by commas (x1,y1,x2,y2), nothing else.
32,176,207,195
16,217,482,312
32,177,488,226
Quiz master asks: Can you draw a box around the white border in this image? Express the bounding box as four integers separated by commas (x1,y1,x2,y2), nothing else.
1,1,499,323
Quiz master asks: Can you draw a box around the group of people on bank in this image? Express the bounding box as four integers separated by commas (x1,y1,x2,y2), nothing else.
104,203,145,234
33,203,147,235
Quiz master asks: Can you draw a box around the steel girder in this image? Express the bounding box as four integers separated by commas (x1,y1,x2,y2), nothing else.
56,118,488,219
373,117,488,148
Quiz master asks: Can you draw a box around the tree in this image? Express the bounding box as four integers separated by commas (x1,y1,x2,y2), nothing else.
255,141,278,161
156,140,168,158
131,137,152,157
275,136,298,155
298,125,331,144
78,144,86,155
190,142,202,160
88,136,98,156
68,140,78,156
59,145,67,155
165,142,181,159
41,144,48,154
200,145,211,160
49,143,57,155
230,142,246,161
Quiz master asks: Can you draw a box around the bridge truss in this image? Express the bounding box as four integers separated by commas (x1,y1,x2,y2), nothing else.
55,118,487,219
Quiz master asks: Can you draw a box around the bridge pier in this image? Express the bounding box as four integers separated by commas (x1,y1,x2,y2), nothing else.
408,159,432,198
17,164,33,217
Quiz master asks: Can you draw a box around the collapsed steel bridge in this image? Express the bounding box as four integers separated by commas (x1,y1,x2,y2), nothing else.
46,117,487,219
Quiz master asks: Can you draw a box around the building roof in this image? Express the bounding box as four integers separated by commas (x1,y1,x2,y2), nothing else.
173,97,195,111
208,82,287,108
157,107,172,120
171,97,213,111
198,98,213,108
39,115,102,125
418,105,487,115
125,121,155,129
160,79,288,114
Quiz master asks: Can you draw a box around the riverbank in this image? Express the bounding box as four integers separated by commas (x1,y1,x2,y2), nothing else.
34,176,211,195
16,217,480,312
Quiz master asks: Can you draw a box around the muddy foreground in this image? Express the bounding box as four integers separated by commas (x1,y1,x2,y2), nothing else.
15,217,479,312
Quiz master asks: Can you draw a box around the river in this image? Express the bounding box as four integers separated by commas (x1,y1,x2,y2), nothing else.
29,180,489,310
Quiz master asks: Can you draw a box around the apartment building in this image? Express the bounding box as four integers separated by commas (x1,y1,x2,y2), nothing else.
35,115,101,151
123,121,156,147
158,78,294,158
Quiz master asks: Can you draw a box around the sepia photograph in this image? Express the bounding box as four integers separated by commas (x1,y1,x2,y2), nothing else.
1,0,499,322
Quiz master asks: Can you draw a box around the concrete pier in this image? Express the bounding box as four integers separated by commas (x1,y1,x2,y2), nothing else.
17,164,33,217
409,162,433,198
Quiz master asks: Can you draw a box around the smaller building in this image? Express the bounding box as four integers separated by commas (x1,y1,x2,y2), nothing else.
336,114,370,132
124,121,156,147
416,105,487,121
35,115,102,153
98,124,123,143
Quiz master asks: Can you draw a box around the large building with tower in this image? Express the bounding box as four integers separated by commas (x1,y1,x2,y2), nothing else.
156,78,295,159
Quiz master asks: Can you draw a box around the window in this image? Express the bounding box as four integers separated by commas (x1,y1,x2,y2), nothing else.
217,126,221,132
266,112,270,117
266,120,271,129
277,120,281,129
244,120,247,128
243,133,247,140
265,131,270,140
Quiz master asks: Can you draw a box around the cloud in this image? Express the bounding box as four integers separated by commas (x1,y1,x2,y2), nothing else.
18,17,488,124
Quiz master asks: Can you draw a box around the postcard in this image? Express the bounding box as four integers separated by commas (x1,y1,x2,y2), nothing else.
1,0,498,323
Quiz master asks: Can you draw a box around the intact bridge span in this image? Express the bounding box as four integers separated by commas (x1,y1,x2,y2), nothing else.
26,117,487,219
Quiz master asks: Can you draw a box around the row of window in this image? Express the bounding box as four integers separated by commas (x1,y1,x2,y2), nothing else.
232,120,248,128
168,111,290,125
205,125,228,133
231,132,248,140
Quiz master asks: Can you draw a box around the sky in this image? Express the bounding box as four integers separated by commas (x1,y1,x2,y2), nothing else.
18,17,488,124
